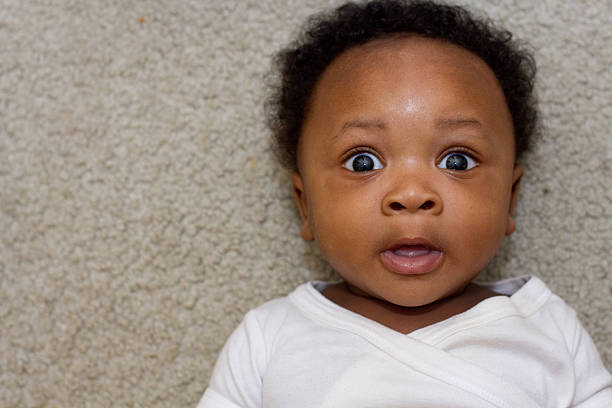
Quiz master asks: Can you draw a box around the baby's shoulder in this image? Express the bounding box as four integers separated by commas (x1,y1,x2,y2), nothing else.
242,282,317,337
488,275,583,348
503,275,577,320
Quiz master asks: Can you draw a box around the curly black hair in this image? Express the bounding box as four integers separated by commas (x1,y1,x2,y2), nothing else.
266,0,538,170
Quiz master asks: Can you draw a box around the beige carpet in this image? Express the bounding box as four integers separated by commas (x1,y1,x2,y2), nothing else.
1,0,610,406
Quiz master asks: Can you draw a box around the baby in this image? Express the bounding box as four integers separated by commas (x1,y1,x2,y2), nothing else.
199,1,612,407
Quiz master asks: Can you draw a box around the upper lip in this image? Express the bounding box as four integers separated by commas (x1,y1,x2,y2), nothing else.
385,237,441,252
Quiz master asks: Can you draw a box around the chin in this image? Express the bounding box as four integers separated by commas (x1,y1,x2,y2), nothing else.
376,281,464,308
371,287,442,308
388,296,439,308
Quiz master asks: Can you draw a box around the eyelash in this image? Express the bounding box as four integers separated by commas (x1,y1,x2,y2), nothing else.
439,147,478,160
341,147,380,162
343,146,377,156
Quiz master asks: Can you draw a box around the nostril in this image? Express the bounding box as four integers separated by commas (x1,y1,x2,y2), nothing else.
390,202,406,211
420,200,434,210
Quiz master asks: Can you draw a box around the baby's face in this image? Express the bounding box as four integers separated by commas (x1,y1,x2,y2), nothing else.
292,36,522,307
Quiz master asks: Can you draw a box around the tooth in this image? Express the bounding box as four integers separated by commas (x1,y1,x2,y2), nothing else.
394,248,430,257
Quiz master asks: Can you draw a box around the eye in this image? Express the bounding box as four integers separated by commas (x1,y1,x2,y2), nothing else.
343,152,383,172
437,152,477,171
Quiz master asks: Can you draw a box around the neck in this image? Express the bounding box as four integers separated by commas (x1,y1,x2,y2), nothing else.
323,281,500,334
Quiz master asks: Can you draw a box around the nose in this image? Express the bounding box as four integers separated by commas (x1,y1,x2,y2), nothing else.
381,173,442,216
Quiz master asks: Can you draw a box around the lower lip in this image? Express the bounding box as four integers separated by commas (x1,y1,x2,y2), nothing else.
379,248,443,275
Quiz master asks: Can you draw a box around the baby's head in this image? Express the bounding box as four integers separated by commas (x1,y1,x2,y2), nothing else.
267,0,539,307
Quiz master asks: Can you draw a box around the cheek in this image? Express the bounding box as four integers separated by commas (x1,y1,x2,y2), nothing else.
308,184,378,249
449,186,511,249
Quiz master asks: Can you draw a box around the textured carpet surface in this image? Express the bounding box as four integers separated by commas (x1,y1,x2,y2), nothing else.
1,0,610,406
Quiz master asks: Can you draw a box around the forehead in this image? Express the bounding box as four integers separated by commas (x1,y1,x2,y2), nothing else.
303,36,513,145
318,35,503,98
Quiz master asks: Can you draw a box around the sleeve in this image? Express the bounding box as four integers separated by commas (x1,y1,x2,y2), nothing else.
569,311,612,407
197,310,268,408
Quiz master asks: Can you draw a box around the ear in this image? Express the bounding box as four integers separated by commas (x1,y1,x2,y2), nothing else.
505,164,523,236
291,171,314,241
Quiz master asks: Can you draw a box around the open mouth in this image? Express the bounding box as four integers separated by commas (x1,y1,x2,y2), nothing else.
380,239,443,275
391,245,434,257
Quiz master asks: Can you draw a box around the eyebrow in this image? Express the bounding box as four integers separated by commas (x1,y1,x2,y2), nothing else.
435,117,482,129
331,116,483,142
332,119,387,141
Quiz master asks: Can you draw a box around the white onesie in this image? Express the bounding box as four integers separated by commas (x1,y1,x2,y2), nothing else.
199,275,612,407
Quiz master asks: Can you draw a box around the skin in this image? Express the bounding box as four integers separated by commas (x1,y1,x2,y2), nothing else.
291,36,523,334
